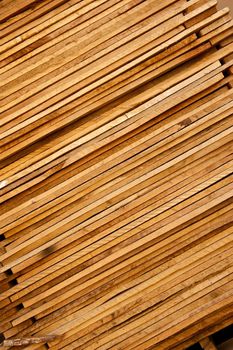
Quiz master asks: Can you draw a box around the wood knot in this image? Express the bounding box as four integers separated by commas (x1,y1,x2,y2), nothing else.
42,245,56,257
179,118,192,127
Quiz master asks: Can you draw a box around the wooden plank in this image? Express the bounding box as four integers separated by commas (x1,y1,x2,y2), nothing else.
1,1,233,349
199,337,218,350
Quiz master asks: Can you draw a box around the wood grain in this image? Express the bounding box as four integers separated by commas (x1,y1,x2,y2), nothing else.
0,0,233,349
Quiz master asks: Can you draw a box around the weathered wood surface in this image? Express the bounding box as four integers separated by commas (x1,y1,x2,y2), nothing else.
0,0,233,349
0,335,59,347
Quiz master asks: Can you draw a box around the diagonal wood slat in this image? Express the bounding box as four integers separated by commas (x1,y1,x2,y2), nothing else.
0,0,233,349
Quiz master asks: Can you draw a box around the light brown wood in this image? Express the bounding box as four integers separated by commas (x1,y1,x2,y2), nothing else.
0,335,59,346
1,1,233,349
200,337,218,350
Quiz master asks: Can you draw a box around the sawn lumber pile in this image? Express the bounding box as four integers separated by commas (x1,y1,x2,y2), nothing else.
0,0,233,349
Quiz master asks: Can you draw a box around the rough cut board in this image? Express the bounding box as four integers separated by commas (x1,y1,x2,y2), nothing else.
0,0,233,349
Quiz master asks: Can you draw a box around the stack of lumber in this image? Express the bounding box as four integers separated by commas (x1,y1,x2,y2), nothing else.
0,0,233,349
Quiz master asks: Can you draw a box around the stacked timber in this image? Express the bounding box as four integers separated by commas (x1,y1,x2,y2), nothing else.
0,0,233,349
